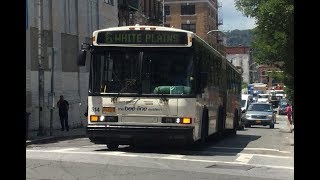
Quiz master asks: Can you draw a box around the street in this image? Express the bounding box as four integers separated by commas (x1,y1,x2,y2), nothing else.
26,115,293,180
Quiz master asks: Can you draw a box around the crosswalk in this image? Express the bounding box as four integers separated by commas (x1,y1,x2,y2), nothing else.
26,144,293,170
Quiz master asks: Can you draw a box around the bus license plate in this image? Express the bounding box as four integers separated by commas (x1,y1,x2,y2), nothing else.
256,120,261,123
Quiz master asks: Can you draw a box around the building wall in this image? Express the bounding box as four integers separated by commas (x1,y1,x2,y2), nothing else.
226,54,249,83
257,65,280,85
26,0,118,134
226,46,251,84
165,0,218,47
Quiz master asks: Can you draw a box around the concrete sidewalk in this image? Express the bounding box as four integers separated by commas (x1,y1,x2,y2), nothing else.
277,115,294,146
26,128,86,146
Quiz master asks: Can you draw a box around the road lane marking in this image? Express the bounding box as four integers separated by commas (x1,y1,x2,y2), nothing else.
165,155,185,159
185,150,292,159
26,149,293,170
209,147,291,153
235,154,253,164
48,148,80,152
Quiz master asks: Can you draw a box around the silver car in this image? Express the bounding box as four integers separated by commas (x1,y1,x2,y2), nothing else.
244,102,276,129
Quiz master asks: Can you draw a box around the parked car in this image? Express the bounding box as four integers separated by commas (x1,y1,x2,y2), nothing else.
279,98,288,106
243,102,277,129
240,94,254,130
278,103,287,115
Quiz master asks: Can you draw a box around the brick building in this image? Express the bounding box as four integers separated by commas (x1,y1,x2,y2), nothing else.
164,0,223,52
257,65,281,87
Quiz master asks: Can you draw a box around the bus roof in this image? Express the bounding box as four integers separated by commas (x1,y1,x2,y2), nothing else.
94,25,194,34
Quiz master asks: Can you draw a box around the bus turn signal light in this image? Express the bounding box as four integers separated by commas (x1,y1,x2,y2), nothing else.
90,115,99,122
182,117,191,124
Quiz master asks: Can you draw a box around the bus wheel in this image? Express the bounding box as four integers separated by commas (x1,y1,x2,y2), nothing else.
201,107,209,143
231,110,238,136
107,144,119,150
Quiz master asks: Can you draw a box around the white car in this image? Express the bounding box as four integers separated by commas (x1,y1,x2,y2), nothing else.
275,90,286,99
257,94,269,103
241,94,254,113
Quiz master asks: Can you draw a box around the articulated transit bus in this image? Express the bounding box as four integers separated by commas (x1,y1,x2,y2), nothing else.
77,25,242,149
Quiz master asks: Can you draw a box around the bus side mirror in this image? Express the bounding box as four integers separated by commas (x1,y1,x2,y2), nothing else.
77,49,87,66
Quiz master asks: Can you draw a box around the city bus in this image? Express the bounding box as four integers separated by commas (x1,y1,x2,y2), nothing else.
77,25,242,149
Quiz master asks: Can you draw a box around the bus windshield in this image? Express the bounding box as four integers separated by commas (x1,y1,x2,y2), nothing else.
90,48,195,95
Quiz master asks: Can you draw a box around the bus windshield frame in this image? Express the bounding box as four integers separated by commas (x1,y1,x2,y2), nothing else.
89,47,196,97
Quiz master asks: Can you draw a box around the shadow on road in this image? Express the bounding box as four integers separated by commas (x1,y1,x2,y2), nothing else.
93,133,261,157
248,126,280,130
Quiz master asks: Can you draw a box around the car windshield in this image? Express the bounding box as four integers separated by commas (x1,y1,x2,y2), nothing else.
248,104,272,112
241,100,246,107
280,104,287,108
258,95,268,98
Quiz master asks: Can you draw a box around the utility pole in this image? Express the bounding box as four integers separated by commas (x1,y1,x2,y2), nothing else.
48,47,55,136
37,0,45,136
162,0,165,26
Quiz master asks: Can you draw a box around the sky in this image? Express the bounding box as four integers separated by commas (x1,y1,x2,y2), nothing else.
219,0,256,31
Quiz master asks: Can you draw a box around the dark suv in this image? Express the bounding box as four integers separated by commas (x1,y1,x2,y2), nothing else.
243,102,276,129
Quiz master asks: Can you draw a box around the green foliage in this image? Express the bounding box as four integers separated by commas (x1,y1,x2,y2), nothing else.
267,71,285,82
224,29,253,47
242,82,248,89
235,0,294,100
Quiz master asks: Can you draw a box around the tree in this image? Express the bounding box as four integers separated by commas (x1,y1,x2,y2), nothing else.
235,0,294,101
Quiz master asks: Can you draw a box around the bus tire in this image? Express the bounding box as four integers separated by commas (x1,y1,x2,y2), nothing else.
107,144,119,150
217,107,225,137
231,109,238,136
201,107,209,143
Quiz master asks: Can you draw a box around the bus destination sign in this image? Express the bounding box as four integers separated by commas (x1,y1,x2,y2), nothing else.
96,31,188,45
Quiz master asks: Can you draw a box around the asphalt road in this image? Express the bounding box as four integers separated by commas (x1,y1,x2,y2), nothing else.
26,114,294,180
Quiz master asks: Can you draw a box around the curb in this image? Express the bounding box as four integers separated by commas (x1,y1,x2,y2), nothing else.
26,134,86,146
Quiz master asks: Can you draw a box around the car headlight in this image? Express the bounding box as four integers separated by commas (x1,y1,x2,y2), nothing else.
267,115,273,119
245,114,251,118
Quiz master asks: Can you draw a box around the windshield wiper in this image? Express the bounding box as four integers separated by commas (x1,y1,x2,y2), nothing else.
111,79,137,103
159,93,168,104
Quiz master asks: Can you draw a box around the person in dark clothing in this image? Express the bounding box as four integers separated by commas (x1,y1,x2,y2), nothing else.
57,95,69,131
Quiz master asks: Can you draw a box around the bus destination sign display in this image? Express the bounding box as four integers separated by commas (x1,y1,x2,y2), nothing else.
96,31,188,45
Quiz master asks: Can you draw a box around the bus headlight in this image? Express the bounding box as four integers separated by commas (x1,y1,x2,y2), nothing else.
99,116,105,121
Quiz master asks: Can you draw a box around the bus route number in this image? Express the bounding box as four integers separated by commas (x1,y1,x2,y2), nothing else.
92,107,100,112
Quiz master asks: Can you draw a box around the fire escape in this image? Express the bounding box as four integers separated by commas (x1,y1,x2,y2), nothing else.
216,0,226,56
118,0,139,26
118,0,163,26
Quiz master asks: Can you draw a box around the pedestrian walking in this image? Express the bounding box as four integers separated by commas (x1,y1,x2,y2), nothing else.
285,103,293,125
57,95,69,131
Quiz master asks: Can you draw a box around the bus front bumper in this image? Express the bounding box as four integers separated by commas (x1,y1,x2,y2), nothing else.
87,125,194,145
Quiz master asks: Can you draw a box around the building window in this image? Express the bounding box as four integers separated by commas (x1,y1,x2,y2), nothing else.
181,23,196,33
165,5,170,16
181,3,195,15
104,0,114,6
